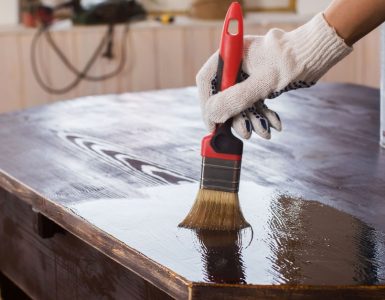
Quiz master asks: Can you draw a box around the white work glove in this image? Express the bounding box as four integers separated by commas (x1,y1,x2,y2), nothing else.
197,13,352,139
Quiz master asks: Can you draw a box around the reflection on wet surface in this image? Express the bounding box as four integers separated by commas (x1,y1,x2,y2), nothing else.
69,182,385,285
264,196,383,285
195,229,247,284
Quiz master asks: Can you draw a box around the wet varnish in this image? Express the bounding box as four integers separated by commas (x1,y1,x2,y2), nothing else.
0,83,385,298
69,182,385,285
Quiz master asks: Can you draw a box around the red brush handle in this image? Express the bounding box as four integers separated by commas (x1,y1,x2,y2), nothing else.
219,2,244,91
201,2,244,161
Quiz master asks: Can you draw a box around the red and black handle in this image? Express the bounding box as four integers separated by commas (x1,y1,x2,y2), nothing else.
201,2,244,161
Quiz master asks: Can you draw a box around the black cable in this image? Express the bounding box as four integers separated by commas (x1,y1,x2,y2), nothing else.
102,25,115,59
44,23,128,81
31,23,129,94
31,26,106,94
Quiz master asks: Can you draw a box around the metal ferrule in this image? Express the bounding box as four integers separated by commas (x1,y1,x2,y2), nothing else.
200,157,241,193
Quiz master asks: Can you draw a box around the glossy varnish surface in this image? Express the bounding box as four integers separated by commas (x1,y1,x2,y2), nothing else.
0,83,385,298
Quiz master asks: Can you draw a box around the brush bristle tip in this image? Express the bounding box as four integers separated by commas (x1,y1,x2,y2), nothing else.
179,189,250,231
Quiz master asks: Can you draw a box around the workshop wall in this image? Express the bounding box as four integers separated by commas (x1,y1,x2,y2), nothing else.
0,20,380,114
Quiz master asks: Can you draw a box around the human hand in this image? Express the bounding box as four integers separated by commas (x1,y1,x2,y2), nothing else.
197,13,352,139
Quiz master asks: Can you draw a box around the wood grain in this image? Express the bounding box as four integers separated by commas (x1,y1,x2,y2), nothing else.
0,83,385,299
0,189,173,300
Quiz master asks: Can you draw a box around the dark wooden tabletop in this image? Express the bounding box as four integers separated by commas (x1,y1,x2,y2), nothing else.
0,83,384,299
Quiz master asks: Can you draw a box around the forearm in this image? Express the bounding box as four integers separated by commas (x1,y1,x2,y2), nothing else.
324,0,385,46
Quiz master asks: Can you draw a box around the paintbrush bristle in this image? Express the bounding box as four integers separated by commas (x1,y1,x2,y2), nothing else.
178,188,250,231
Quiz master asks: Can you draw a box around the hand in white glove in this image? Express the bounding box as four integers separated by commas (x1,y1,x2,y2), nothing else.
197,13,352,139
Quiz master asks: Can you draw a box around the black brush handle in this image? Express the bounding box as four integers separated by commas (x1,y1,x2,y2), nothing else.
210,53,243,156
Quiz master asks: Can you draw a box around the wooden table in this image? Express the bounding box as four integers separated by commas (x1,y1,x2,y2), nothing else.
0,83,384,299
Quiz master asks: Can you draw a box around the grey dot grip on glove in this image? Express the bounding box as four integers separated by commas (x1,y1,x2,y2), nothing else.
197,12,353,139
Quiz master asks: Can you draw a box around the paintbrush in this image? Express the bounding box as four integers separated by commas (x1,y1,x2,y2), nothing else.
179,2,250,231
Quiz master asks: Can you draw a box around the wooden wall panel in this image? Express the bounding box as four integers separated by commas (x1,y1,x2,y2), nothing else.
359,28,381,88
0,35,22,113
155,27,185,89
184,27,213,86
128,27,157,92
19,33,52,108
100,25,125,95
322,28,380,88
73,28,105,97
210,27,222,53
45,30,77,101
245,23,269,35
322,48,360,84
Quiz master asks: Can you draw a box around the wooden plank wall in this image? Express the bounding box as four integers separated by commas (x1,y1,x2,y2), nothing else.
0,21,380,113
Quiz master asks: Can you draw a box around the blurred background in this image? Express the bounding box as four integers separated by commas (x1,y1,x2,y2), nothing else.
0,0,380,113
